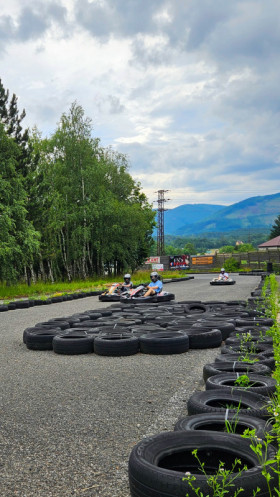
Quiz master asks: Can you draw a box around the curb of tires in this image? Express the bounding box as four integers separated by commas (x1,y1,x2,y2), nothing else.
0,290,103,313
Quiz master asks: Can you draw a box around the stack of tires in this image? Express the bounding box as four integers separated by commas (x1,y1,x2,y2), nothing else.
128,282,278,496
22,299,243,356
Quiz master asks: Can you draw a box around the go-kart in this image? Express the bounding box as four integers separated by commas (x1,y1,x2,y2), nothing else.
210,277,236,286
99,283,130,301
120,284,175,303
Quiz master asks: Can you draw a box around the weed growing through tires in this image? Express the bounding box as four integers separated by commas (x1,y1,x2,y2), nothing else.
245,432,280,497
182,450,259,497
233,374,251,389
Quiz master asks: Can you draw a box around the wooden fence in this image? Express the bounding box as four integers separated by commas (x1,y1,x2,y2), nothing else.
215,249,280,271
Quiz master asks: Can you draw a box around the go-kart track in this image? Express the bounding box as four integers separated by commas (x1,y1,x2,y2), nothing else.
0,273,268,497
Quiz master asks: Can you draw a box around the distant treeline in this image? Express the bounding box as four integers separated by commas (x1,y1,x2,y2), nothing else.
150,230,270,255
0,80,155,283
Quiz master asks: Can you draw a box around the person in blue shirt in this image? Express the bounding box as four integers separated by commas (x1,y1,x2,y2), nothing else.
144,271,163,297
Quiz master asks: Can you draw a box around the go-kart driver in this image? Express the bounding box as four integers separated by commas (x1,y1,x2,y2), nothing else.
144,271,163,297
218,268,229,281
122,273,133,291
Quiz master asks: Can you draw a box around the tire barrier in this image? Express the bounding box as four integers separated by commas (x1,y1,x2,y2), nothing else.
127,274,279,497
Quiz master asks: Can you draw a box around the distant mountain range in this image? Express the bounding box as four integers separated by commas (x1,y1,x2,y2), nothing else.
161,192,280,236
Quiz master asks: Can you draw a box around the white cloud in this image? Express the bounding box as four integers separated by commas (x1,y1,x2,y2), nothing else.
1,0,280,207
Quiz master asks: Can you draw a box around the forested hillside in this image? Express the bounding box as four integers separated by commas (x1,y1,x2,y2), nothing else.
169,193,280,235
0,80,155,283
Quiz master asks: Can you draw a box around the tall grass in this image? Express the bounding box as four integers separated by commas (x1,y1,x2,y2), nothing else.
0,269,187,301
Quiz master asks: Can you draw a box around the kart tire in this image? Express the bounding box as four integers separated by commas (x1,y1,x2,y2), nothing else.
52,334,94,354
187,389,270,419
203,361,272,382
94,334,139,356
210,280,236,286
128,431,276,497
154,293,175,302
139,332,189,355
205,373,276,397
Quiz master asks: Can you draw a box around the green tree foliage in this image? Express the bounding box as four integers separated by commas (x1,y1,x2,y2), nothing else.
28,102,155,280
235,243,255,252
164,244,178,255
183,242,197,255
218,245,235,253
0,79,30,175
270,214,280,239
0,123,40,282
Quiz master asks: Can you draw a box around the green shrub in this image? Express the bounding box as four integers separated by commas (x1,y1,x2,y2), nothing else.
224,257,240,272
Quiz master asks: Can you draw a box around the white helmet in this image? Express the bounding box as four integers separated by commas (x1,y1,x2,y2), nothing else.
124,273,131,283
221,268,225,272
150,271,159,282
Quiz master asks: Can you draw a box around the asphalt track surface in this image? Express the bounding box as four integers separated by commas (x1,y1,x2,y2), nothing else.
0,273,262,497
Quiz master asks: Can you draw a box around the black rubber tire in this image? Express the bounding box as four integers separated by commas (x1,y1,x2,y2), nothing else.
210,280,236,285
203,361,272,382
25,329,63,350
214,353,275,370
35,320,70,330
52,334,94,354
184,303,209,314
174,412,275,441
225,336,273,346
71,319,111,329
23,326,61,344
205,373,276,397
99,294,121,302
221,343,273,356
50,296,64,303
128,430,276,497
15,301,30,308
94,334,139,356
184,328,222,349
139,332,189,355
193,321,235,340
7,303,17,310
187,389,270,419
0,305,9,312
236,318,274,327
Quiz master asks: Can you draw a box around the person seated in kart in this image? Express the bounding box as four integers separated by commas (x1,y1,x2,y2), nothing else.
102,274,133,295
144,271,163,297
218,268,229,281
121,273,133,292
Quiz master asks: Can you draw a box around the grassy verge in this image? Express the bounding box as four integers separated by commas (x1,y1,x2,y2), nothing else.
0,269,191,302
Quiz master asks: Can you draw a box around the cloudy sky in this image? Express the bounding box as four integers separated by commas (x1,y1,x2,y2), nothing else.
1,0,280,208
